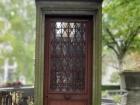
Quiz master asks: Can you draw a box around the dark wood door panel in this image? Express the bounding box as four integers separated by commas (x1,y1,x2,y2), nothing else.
48,100,87,105
44,16,93,105
47,94,89,100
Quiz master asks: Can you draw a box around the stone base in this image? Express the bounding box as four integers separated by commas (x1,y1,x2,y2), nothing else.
121,71,140,105
127,90,140,105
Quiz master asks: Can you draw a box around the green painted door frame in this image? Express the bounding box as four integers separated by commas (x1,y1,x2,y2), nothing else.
34,0,103,105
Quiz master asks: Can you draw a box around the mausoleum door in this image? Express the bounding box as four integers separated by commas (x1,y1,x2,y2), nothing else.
44,16,93,105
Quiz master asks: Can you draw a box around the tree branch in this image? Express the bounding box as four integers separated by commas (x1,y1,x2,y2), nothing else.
124,26,140,52
105,28,120,52
107,44,119,58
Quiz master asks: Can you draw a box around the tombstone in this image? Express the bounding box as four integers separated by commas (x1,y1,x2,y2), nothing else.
121,71,140,105
34,0,103,105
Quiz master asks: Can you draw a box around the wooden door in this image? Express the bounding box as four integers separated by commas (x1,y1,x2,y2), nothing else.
44,16,93,105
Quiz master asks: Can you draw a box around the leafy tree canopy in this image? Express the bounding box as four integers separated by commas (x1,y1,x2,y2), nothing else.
0,0,35,84
103,0,140,70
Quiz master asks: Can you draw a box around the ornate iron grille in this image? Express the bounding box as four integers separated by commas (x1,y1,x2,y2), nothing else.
49,20,86,92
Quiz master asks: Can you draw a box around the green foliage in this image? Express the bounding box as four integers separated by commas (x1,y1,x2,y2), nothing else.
112,94,121,104
103,0,140,30
102,90,121,104
102,0,140,84
103,0,140,70
102,91,108,97
0,0,35,84
0,20,4,30
110,72,120,84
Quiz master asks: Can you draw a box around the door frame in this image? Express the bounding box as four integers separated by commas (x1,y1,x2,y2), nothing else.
44,16,93,105
35,1,102,105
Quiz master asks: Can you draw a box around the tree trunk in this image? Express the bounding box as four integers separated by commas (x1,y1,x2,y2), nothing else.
118,59,127,105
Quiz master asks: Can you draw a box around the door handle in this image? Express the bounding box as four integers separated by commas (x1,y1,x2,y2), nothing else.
64,94,71,100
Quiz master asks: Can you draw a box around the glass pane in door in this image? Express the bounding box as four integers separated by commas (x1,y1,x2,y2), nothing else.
49,20,86,92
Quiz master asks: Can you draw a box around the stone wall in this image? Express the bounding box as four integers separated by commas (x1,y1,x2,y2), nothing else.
127,90,140,105
121,71,140,105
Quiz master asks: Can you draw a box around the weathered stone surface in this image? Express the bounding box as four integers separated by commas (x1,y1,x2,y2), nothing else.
121,71,140,105
122,71,140,90
127,91,140,105
35,0,102,105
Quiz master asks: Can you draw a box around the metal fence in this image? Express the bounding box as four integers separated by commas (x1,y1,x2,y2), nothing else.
0,86,34,105
0,85,121,105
